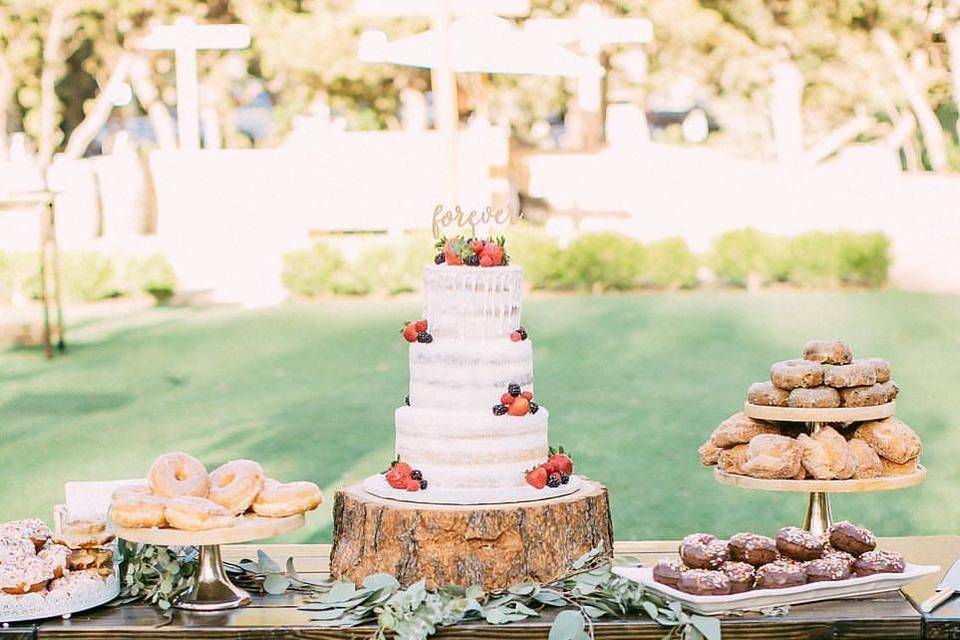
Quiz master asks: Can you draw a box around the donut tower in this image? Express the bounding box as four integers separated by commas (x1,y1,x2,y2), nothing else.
711,339,926,535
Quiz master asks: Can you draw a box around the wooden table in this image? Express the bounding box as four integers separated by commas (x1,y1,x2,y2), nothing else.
6,536,958,639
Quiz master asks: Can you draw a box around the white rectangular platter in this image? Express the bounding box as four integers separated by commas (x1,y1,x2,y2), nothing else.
613,563,939,615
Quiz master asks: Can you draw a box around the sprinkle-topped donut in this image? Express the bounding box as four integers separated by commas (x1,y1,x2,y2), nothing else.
728,532,778,566
679,533,729,570
854,550,905,576
652,558,686,589
720,561,755,593
806,555,853,582
677,569,731,596
828,521,876,556
755,560,807,589
776,526,825,561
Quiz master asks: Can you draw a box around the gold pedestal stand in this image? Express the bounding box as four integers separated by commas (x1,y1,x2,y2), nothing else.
113,513,305,611
714,401,925,534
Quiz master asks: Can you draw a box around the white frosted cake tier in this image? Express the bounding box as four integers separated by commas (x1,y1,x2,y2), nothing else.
395,406,549,490
408,339,533,411
423,265,523,341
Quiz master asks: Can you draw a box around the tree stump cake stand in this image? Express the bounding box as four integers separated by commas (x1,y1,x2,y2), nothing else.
329,479,613,590
713,401,925,535
113,513,305,611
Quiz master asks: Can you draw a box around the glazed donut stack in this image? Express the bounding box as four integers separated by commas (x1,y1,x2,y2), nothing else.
699,340,923,481
110,452,323,532
0,518,112,602
653,521,905,596
749,340,896,410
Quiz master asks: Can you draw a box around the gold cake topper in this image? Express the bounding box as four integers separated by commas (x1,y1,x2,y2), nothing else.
432,204,523,238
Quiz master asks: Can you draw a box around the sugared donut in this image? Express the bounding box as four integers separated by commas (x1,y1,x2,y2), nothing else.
787,386,841,408
771,360,824,390
728,532,778,566
252,481,322,518
859,358,891,383
677,569,731,596
111,486,168,529
652,559,686,589
678,533,729,570
209,460,265,515
755,560,807,589
720,561,755,593
803,340,853,365
164,497,235,531
828,521,876,556
149,452,210,498
840,384,889,407
854,550,905,576
823,362,877,388
747,382,790,407
776,526,825,561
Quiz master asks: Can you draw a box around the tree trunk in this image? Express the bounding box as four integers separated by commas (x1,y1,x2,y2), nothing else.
128,55,178,150
770,58,805,165
62,54,134,160
947,23,960,141
38,1,71,168
329,480,613,590
873,29,948,172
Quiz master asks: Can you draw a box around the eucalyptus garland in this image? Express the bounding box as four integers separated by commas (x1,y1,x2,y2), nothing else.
113,542,720,640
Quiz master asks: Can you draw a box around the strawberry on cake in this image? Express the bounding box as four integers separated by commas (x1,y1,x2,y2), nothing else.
363,236,579,504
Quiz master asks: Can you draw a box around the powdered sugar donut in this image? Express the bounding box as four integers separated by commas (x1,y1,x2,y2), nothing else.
803,340,853,365
209,460,265,515
858,358,891,383
164,497,236,531
823,362,877,388
787,386,841,408
111,485,168,528
747,381,790,406
252,481,322,518
149,452,210,498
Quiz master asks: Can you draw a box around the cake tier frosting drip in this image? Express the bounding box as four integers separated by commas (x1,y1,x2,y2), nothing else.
408,339,533,411
423,265,523,341
395,406,549,490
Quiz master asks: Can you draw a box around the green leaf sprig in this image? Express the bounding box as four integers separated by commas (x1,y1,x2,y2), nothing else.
112,542,198,611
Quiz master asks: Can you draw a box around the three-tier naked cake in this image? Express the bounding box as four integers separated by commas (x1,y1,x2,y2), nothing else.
363,238,580,504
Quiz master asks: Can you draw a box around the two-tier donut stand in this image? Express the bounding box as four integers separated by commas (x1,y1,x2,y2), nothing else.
713,400,926,535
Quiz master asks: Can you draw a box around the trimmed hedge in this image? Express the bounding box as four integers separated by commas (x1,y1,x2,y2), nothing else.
0,251,177,303
709,229,891,289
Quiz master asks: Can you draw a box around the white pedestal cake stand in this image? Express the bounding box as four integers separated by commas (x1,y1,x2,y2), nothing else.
112,513,304,611
714,401,925,535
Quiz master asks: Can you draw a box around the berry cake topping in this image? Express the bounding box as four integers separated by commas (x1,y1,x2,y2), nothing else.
401,320,429,343
384,458,429,492
493,383,535,417
510,326,529,342
525,446,575,489
434,236,510,268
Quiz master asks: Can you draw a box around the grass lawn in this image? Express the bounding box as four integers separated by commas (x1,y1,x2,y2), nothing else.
2,290,959,543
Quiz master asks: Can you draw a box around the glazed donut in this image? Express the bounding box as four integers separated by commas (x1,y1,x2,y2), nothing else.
840,384,889,407
164,497,236,531
802,340,853,365
149,452,210,498
66,548,113,571
770,360,824,390
252,481,322,518
111,486,168,529
823,362,877,388
209,460,265,515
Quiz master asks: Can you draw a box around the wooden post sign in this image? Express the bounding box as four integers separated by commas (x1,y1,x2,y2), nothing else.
432,203,522,238
139,17,250,150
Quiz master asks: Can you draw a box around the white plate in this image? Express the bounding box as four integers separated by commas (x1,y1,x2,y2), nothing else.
0,572,119,623
613,563,939,615
362,473,583,505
